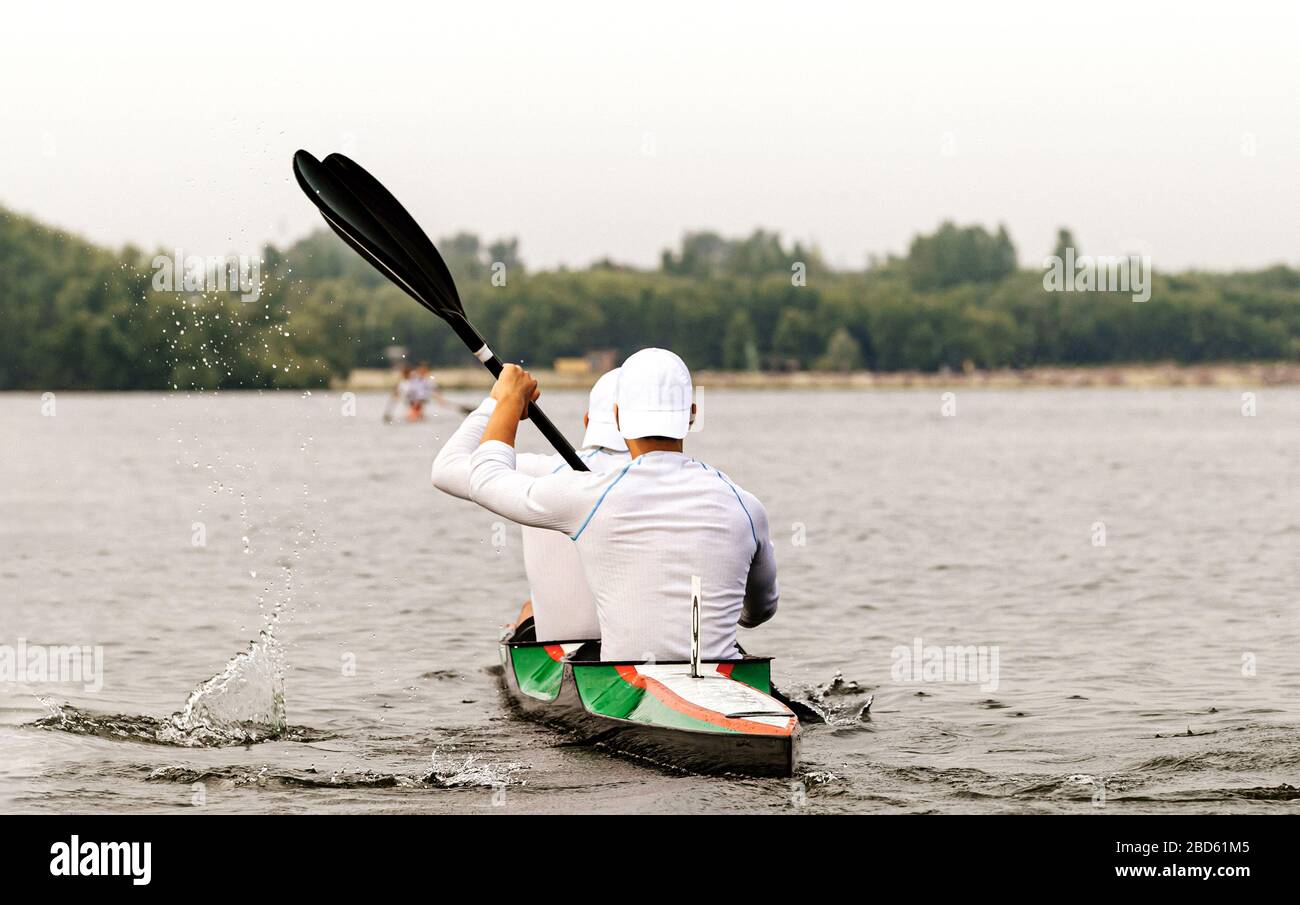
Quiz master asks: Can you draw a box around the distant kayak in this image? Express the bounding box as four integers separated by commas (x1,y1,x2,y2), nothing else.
383,399,477,423
499,622,799,777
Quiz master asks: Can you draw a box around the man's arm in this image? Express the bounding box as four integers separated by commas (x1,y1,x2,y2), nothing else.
433,396,556,499
469,441,602,535
431,397,496,500
464,364,605,535
739,493,780,629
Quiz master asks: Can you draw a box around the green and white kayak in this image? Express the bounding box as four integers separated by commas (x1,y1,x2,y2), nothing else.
499,622,799,777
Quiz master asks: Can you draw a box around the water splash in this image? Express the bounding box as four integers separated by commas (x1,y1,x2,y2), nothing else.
160,626,286,745
32,699,321,748
782,671,875,727
148,765,407,789
33,582,300,748
424,748,527,789
142,751,528,791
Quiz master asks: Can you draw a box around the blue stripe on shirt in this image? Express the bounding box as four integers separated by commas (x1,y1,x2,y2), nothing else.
692,459,759,552
571,459,637,541
551,447,603,474
716,471,759,551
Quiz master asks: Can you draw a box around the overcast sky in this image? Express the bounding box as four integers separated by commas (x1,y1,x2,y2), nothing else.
4,1,1298,271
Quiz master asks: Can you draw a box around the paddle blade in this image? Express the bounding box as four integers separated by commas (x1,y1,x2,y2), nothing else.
291,150,588,472
322,153,465,320
292,150,446,318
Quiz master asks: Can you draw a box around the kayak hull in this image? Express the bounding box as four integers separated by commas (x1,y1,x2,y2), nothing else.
499,625,799,777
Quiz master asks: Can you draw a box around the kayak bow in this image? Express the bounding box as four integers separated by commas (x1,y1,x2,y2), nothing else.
499,622,799,777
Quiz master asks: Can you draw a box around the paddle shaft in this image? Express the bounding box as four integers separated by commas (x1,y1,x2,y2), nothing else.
341,214,584,468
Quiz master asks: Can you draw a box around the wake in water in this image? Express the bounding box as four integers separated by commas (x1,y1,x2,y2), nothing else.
33,701,323,748
781,671,875,726
144,749,526,790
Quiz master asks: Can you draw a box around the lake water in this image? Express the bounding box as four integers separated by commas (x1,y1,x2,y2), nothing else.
1,387,1297,813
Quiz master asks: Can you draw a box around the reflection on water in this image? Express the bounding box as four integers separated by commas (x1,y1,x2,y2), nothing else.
1,388,1298,813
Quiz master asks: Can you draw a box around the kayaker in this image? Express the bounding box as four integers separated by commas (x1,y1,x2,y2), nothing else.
387,363,414,422
440,347,779,661
432,369,631,640
406,362,444,420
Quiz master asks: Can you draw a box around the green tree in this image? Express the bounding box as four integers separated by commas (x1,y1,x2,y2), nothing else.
3,207,1299,390
817,327,863,372
1052,227,1077,261
487,237,524,275
722,310,759,370
439,232,487,284
771,308,822,367
907,221,1018,290
662,231,728,277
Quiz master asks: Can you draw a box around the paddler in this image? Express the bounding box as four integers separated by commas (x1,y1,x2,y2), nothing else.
432,369,630,640
406,362,443,420
434,348,779,661
387,363,414,423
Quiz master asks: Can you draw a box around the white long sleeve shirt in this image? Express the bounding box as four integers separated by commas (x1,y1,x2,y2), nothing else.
431,400,629,640
437,399,780,661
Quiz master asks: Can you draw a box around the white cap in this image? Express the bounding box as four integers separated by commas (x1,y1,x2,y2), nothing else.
580,369,627,452
616,348,694,440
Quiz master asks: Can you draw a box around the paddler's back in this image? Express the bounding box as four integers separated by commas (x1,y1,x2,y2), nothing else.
571,450,777,662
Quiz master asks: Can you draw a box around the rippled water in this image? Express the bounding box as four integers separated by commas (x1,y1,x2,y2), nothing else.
1,388,1297,813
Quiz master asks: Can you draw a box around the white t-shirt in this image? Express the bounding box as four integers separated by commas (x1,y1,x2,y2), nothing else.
436,398,780,661
431,404,629,640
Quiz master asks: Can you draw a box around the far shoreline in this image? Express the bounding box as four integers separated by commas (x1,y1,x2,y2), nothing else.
340,361,1300,392
4,361,1297,394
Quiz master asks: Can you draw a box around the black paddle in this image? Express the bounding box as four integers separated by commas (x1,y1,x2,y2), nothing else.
292,150,588,472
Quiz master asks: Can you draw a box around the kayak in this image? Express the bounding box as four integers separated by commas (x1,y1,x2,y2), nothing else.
499,621,799,776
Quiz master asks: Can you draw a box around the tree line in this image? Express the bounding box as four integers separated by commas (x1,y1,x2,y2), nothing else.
1,204,1297,390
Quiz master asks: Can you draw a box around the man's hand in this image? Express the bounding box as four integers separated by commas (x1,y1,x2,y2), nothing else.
481,364,540,449
490,364,540,419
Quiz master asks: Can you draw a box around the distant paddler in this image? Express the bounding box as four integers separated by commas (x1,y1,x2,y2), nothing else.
432,370,630,639
383,363,415,423
404,363,447,420
387,362,470,422
434,348,780,661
